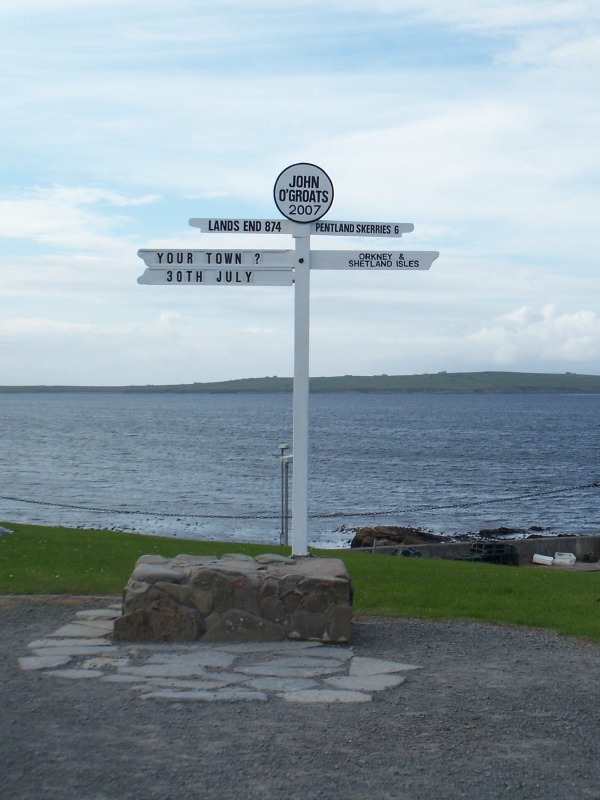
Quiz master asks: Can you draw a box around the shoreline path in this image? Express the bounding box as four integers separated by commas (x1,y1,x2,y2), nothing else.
2,596,600,800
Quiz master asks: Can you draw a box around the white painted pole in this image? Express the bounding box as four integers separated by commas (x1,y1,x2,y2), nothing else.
291,228,311,556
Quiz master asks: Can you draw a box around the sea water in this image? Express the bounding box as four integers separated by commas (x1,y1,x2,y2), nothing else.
0,391,598,547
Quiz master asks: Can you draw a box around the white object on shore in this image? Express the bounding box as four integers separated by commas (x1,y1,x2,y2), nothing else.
532,554,554,566
553,552,576,566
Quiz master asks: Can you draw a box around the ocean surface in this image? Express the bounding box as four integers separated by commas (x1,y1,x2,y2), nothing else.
1,391,599,548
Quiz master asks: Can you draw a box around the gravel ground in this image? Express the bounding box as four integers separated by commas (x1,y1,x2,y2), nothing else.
2,595,600,800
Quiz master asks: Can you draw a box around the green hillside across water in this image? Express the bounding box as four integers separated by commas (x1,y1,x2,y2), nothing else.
1,372,600,393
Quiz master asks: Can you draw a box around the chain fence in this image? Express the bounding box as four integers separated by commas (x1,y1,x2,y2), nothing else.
1,480,598,521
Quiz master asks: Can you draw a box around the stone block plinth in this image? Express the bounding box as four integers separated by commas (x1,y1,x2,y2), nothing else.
113,553,353,644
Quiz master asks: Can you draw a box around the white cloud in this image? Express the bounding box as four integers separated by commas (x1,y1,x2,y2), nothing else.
0,187,156,249
0,318,99,338
305,303,600,377
360,0,600,31
466,305,600,366
0,306,295,385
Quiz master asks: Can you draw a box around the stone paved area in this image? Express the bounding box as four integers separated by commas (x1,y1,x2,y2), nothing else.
18,603,421,703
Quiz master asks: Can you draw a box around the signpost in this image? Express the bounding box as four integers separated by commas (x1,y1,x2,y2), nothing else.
137,162,438,556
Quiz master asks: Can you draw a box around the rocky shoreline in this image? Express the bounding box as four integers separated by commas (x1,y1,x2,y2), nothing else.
348,525,600,568
349,524,598,549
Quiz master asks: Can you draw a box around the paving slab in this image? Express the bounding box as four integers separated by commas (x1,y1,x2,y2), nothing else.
117,663,221,678
28,638,112,649
49,669,106,679
278,688,372,703
146,650,236,668
75,608,121,620
70,618,115,631
142,677,231,690
262,656,350,667
299,645,353,659
142,689,269,702
101,674,146,684
218,640,323,654
30,646,119,657
242,676,320,692
16,603,422,705
18,655,73,670
81,657,131,669
323,673,407,691
50,623,113,638
237,664,344,678
349,656,421,675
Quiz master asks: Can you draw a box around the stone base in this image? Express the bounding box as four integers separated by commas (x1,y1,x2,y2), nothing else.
113,553,353,644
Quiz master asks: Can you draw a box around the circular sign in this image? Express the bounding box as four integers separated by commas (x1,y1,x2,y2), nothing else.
273,162,334,223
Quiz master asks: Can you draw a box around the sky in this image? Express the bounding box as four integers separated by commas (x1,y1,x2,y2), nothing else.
1,0,599,385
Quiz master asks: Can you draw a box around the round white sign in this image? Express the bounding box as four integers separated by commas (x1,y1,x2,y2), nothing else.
273,163,334,223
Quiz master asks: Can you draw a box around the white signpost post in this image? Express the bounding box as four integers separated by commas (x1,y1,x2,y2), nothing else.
138,163,439,556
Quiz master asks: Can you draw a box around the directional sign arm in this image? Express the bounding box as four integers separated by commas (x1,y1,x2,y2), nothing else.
310,250,439,270
309,221,415,237
138,249,294,269
189,218,295,234
137,268,294,286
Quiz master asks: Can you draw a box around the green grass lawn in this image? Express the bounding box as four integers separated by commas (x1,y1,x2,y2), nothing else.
1,522,599,640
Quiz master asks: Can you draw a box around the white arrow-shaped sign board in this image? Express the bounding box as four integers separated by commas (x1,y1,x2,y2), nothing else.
137,268,294,286
189,218,295,234
138,249,294,269
309,220,414,237
311,250,439,270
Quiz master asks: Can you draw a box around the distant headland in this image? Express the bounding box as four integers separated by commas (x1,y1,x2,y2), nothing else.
1,371,600,394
